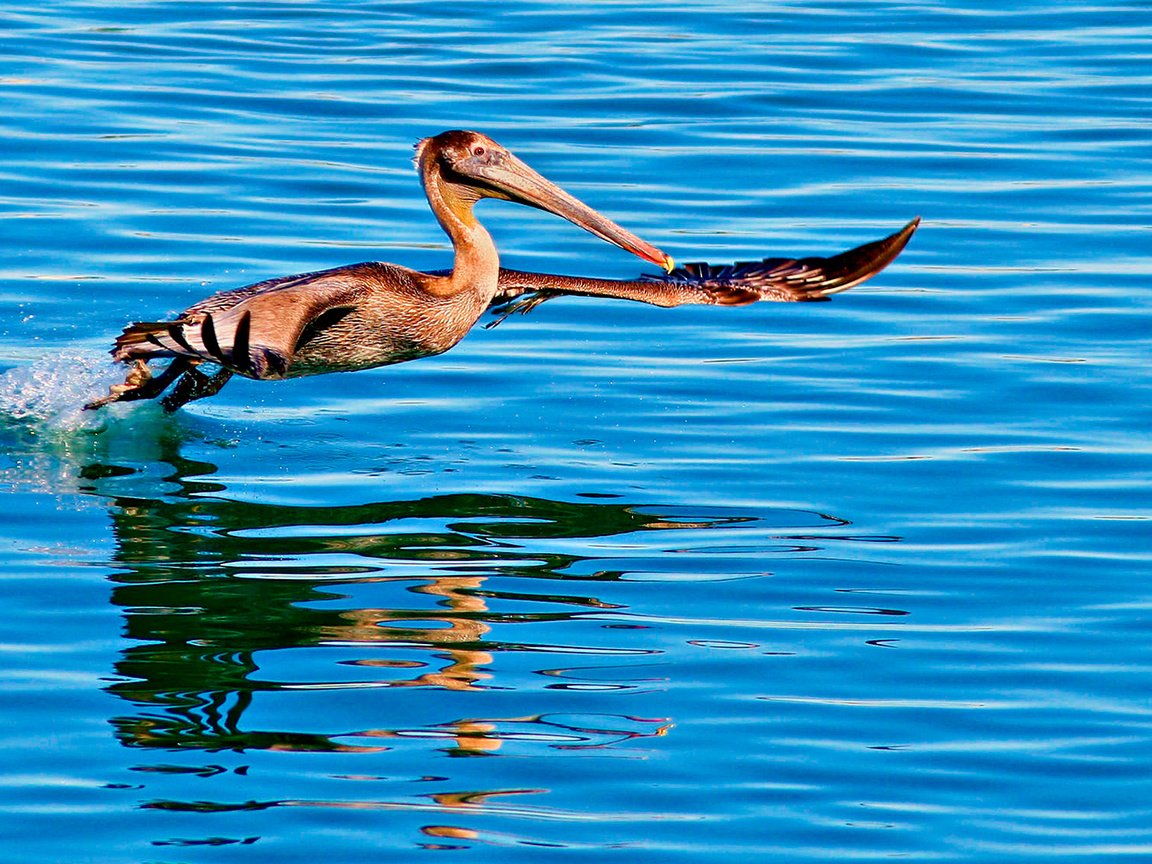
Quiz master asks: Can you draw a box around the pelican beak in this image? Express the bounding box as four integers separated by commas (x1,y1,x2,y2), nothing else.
472,151,675,272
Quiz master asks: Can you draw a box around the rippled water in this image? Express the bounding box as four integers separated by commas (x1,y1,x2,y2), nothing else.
2,1,1151,861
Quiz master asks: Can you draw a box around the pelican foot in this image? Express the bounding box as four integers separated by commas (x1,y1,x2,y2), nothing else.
485,290,560,329
160,367,234,413
85,359,189,410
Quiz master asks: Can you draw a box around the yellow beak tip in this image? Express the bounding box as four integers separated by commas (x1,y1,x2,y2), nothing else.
663,255,676,274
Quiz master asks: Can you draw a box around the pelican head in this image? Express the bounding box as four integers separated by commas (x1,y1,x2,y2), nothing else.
415,130,674,272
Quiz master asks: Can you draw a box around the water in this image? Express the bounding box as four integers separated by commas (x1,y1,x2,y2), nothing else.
2,1,1151,860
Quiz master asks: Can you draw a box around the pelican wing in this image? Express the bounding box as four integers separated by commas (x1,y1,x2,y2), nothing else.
656,217,921,300
112,265,376,379
489,218,919,321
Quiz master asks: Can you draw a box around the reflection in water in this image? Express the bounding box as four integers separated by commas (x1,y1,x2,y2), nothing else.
76,432,775,759
3,419,893,847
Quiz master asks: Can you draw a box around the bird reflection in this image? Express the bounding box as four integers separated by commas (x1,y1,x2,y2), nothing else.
0,422,894,850
90,438,754,755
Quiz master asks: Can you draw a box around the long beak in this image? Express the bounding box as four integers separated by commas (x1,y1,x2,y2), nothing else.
473,152,675,273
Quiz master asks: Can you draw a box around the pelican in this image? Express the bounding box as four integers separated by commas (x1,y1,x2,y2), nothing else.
86,130,918,412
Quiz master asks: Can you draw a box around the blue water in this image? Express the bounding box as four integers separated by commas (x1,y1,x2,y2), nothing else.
2,1,1151,860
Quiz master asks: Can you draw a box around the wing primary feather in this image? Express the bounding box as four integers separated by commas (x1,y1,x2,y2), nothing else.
200,313,224,363
231,310,252,375
165,323,195,354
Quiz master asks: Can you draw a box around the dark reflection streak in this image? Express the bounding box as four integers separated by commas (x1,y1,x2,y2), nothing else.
794,606,910,617
152,835,260,848
783,534,902,543
468,588,623,610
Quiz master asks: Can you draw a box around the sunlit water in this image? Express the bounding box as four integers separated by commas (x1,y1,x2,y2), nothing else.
2,1,1151,861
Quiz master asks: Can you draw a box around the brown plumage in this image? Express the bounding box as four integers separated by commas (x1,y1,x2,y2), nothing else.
86,130,918,412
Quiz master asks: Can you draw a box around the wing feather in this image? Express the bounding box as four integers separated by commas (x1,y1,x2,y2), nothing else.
489,218,919,320
110,264,387,378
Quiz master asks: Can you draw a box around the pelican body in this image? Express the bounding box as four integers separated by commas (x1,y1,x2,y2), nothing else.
87,130,918,412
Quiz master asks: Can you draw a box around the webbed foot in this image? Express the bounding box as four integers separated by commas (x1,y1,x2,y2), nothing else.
84,358,190,410
160,367,234,413
485,290,560,329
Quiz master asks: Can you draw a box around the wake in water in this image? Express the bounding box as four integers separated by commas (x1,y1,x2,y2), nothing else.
0,348,141,432
0,349,229,497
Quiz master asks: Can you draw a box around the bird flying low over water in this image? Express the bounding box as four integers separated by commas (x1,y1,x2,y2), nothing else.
86,130,919,413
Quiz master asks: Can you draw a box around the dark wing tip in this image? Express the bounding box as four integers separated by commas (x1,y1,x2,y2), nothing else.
692,217,919,302
644,218,919,303
809,215,920,298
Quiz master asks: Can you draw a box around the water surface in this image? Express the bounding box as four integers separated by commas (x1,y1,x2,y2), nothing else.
2,1,1151,861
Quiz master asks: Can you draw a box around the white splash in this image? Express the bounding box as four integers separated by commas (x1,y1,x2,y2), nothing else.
0,349,198,497
0,348,128,432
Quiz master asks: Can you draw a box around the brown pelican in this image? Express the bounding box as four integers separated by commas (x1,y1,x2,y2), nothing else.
86,130,918,412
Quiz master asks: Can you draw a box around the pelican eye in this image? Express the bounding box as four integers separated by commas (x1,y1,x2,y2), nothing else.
471,145,486,157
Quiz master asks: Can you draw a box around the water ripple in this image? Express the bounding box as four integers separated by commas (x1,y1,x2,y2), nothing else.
3,0,1152,860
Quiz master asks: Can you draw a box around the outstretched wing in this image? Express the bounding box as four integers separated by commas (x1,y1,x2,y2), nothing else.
489,218,919,322
656,217,921,300
111,264,388,379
